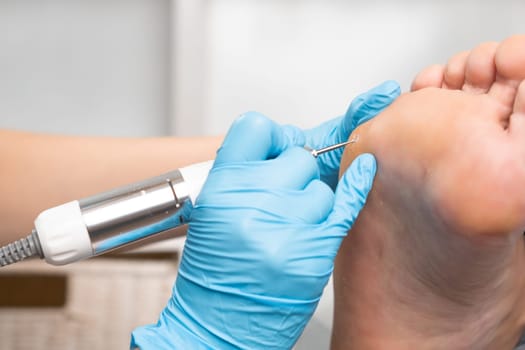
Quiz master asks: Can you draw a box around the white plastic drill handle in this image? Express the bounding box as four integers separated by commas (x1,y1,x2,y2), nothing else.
179,160,213,204
34,200,92,265
33,160,213,266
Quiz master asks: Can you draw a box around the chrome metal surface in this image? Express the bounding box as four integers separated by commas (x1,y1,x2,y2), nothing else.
310,138,358,158
305,137,358,158
79,170,191,254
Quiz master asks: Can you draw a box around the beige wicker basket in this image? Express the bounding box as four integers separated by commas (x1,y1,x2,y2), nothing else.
0,255,178,350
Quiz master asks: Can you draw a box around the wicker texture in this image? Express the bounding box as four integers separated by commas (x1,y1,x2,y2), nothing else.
0,258,177,350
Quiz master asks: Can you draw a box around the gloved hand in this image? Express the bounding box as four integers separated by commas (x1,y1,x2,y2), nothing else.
284,80,400,189
131,112,378,350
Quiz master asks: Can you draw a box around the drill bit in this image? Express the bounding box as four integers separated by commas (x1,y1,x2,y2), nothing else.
307,137,358,158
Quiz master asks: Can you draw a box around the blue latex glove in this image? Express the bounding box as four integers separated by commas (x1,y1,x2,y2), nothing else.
131,112,378,350
284,80,400,189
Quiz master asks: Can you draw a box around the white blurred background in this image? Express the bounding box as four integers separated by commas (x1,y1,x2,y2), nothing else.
1,0,524,137
0,0,524,349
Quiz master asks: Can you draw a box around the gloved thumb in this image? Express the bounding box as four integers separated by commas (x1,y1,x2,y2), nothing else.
215,111,291,166
345,80,401,133
324,153,377,234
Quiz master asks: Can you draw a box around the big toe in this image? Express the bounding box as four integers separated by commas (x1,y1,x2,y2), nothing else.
489,35,525,108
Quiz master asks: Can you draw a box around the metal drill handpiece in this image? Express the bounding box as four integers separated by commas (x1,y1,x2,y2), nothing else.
309,137,358,158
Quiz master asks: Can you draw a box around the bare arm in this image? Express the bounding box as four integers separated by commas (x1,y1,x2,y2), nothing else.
0,129,222,245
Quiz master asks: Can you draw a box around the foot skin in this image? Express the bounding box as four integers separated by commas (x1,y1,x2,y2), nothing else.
332,35,525,350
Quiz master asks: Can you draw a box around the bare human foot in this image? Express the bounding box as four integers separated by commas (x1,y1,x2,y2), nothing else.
332,35,525,350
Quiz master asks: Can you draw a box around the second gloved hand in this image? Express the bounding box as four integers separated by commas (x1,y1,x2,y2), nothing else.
285,80,400,189
131,112,378,349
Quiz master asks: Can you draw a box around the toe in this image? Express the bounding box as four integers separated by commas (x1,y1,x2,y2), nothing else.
514,81,525,115
443,51,469,90
490,35,525,109
495,35,525,81
463,42,499,93
509,82,525,138
411,64,445,91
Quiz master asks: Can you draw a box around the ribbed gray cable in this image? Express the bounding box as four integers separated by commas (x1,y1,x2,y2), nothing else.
0,230,43,267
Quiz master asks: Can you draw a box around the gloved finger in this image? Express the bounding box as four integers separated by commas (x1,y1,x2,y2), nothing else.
264,146,320,190
259,180,334,225
322,153,377,236
302,81,399,190
344,80,401,135
305,81,400,152
215,111,292,166
293,180,335,224
281,124,306,147
290,79,401,152
202,147,319,198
